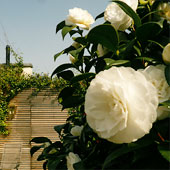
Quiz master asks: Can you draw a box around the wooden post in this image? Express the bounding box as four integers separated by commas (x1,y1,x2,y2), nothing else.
6,45,10,66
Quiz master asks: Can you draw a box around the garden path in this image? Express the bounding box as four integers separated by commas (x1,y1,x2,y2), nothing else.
0,88,68,170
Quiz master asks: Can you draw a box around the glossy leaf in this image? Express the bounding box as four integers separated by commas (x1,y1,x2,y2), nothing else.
30,146,42,157
74,37,87,45
69,47,84,58
159,100,170,109
95,12,104,20
136,22,162,42
112,0,141,28
30,137,52,144
37,154,45,161
54,46,75,61
51,63,75,78
104,58,130,67
56,21,65,34
57,70,74,81
87,24,119,52
54,124,66,135
95,59,106,73
62,96,85,110
54,51,64,61
165,65,170,86
102,139,152,169
135,57,156,62
70,73,95,84
62,26,76,39
158,143,170,162
58,87,75,102
43,161,48,170
73,161,86,170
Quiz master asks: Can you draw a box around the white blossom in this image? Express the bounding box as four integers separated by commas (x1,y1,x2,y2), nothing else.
85,67,158,143
139,65,170,120
65,7,94,30
104,0,138,31
66,152,81,170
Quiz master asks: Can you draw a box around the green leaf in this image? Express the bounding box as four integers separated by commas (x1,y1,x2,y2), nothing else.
57,70,74,81
37,154,45,161
159,100,170,109
54,51,64,61
135,57,156,62
51,63,75,78
136,22,162,42
58,87,75,103
102,137,152,169
148,40,164,49
54,46,76,61
30,137,52,144
165,65,170,86
62,96,85,110
69,30,78,37
30,146,42,157
104,58,130,67
87,24,119,52
95,58,106,73
112,0,141,28
69,47,84,58
70,73,95,84
56,20,65,34
62,26,76,39
158,143,170,162
95,12,104,20
74,37,87,45
47,155,67,169
54,124,66,135
43,161,48,170
74,161,86,170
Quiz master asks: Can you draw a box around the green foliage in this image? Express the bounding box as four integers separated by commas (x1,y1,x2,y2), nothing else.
0,59,65,135
31,0,170,169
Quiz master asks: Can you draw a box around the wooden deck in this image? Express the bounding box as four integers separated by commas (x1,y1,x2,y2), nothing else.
0,88,68,170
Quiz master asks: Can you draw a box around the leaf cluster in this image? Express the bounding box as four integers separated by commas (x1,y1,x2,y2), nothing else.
0,60,66,135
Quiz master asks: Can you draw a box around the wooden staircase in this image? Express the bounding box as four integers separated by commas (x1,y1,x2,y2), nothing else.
0,88,68,170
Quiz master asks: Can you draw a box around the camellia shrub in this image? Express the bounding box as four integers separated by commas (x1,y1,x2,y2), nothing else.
31,0,170,169
0,59,65,135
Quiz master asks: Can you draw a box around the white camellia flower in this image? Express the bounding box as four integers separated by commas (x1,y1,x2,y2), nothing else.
71,125,84,136
85,67,158,144
66,152,81,170
157,2,170,21
65,7,95,30
139,65,170,103
162,43,170,65
139,65,170,120
104,0,138,31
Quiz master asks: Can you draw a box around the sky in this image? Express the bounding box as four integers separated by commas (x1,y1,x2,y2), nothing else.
0,0,108,75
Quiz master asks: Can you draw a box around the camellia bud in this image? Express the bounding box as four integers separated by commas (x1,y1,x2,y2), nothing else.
139,0,148,5
97,44,109,57
157,2,170,21
72,42,80,49
70,125,83,137
69,55,76,64
162,43,170,65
